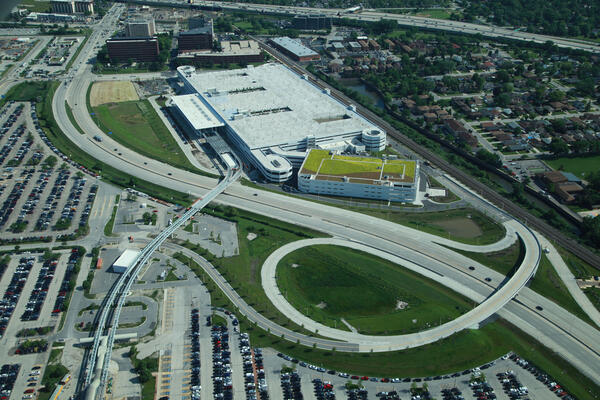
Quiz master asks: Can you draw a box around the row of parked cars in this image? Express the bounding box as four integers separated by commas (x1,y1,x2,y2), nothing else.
277,352,471,385
0,256,35,338
34,169,69,231
376,390,400,400
0,171,29,231
440,387,464,400
347,387,368,400
469,377,496,400
313,378,335,399
0,103,26,166
9,135,33,168
189,308,201,400
21,257,58,321
0,364,20,400
51,248,81,315
239,333,267,400
212,324,232,400
509,354,574,400
497,370,527,399
281,371,302,400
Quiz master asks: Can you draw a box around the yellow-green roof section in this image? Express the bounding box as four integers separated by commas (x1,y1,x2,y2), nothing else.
300,149,417,183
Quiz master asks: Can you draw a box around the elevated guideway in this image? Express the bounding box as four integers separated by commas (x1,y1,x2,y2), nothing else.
81,166,240,400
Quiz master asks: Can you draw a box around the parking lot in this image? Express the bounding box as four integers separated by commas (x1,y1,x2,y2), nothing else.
262,344,573,400
0,248,82,400
0,102,98,245
20,36,84,79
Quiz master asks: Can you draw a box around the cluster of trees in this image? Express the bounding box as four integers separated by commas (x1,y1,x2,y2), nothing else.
463,0,600,38
39,23,80,36
16,326,53,337
582,215,600,248
142,212,157,225
17,339,48,354
130,345,158,383
576,171,600,210
475,149,502,168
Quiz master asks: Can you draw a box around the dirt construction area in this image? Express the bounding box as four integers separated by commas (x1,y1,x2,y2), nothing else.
89,81,139,107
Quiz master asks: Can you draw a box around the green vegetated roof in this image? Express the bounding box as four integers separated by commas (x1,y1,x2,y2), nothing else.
301,149,416,182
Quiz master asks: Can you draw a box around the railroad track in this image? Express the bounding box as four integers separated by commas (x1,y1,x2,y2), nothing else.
256,38,600,269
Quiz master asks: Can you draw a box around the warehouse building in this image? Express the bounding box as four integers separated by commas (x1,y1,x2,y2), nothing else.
172,63,385,182
176,40,263,65
268,37,320,62
112,249,141,274
106,37,159,62
298,149,420,202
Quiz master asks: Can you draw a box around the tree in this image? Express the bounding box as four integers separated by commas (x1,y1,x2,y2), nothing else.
495,92,512,107
475,148,502,168
549,138,569,155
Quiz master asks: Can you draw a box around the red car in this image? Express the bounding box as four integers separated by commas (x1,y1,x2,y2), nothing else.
360,376,369,381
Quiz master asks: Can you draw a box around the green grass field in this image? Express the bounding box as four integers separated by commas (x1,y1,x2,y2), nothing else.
356,208,505,245
93,100,197,171
412,9,453,19
276,245,473,335
546,155,600,179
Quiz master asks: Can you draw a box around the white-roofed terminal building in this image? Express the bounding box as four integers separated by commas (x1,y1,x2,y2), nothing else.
171,63,386,182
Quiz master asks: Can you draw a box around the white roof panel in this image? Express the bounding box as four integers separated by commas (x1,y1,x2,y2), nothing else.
180,63,378,149
171,94,224,130
113,249,141,270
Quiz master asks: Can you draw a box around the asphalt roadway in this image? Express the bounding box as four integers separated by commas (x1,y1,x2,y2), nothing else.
121,0,600,54
46,4,600,384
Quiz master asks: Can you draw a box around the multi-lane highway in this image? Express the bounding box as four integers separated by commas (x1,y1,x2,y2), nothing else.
43,2,600,388
112,0,600,54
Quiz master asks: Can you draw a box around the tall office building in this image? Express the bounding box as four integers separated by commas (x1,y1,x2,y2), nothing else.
178,19,213,52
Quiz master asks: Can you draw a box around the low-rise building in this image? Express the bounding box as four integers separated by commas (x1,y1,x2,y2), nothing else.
291,14,332,30
112,249,141,273
269,37,320,62
177,40,263,65
298,149,419,202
